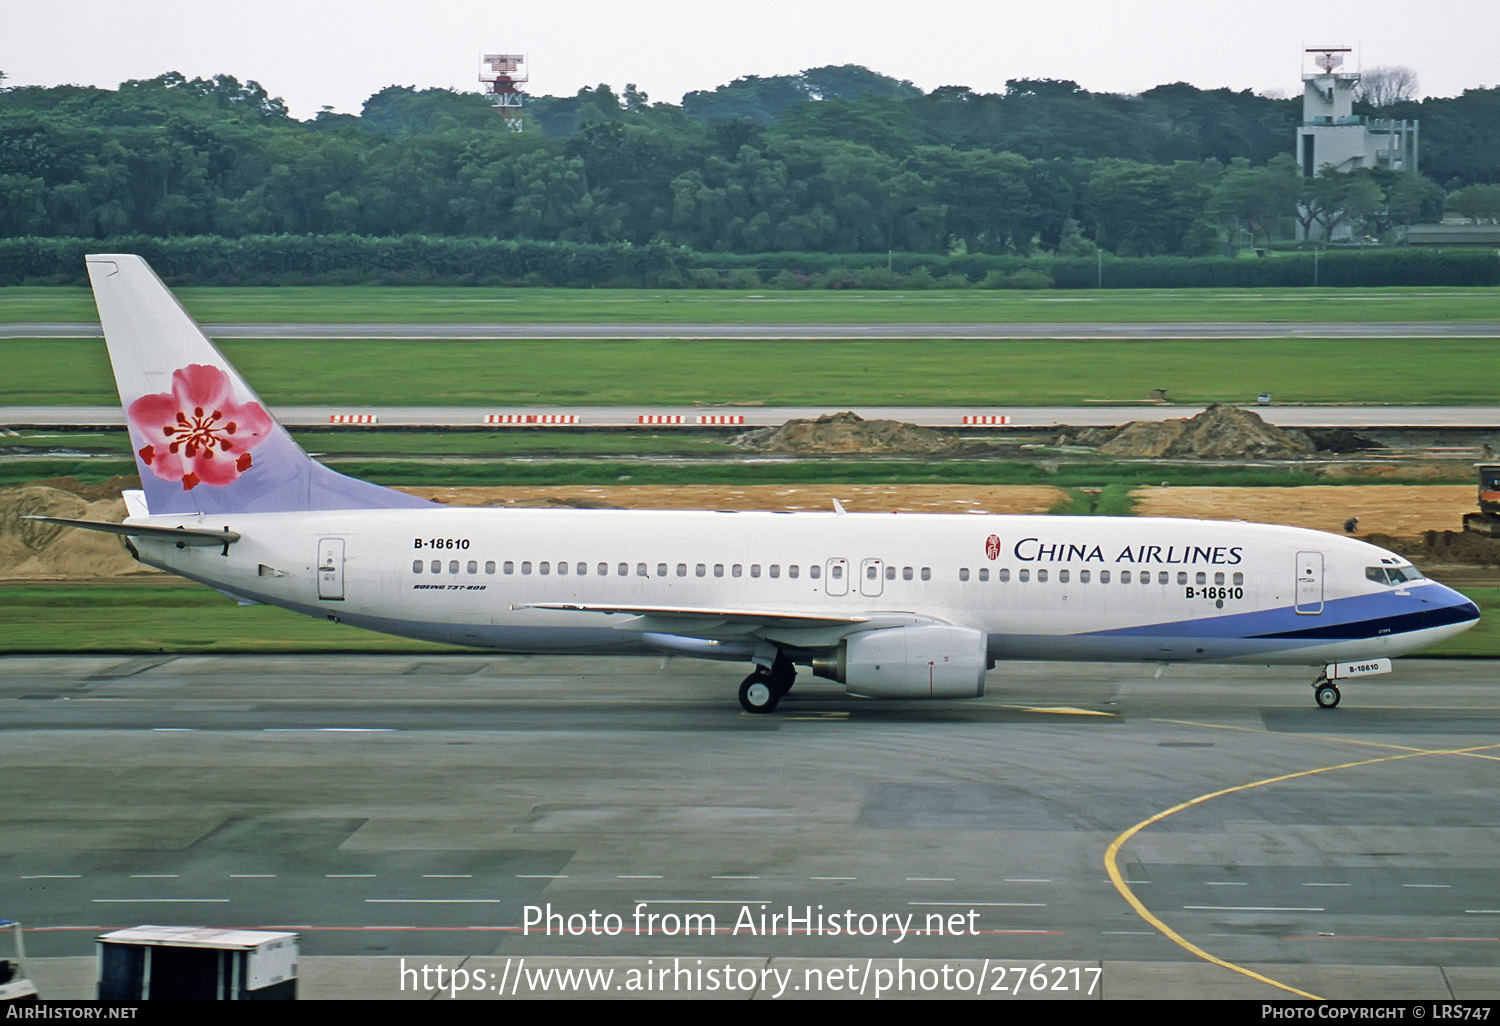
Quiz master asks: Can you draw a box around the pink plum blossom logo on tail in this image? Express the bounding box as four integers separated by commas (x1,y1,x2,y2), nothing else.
127,364,273,490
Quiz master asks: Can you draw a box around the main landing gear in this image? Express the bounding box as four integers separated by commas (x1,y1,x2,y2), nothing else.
738,655,796,714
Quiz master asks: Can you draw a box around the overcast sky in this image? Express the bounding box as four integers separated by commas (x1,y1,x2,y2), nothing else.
4,0,1495,120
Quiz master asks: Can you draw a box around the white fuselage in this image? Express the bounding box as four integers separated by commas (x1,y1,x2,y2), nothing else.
126,507,1479,669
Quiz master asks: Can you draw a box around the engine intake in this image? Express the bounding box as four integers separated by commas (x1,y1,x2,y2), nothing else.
811,625,987,699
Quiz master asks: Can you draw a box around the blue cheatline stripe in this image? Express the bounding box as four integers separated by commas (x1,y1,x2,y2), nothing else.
1081,586,1478,642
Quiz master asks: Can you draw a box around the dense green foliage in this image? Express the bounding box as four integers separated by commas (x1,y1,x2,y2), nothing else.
3,234,1494,287
2,67,1492,263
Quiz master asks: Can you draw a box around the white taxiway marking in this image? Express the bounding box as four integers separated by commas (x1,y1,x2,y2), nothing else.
712,875,760,880
810,876,857,881
1302,883,1352,887
130,874,178,879
516,874,568,880
906,877,956,882
423,874,473,879
1205,881,1249,886
1005,878,1052,884
617,875,663,880
22,875,81,879
327,874,378,878
230,874,276,879
1404,884,1452,889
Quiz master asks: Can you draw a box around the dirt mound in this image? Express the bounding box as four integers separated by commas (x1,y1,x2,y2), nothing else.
0,485,151,579
26,475,143,502
732,411,958,455
1094,404,1315,459
1364,530,1500,567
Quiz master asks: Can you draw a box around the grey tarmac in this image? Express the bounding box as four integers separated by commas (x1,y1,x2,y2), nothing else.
4,653,1500,999
8,404,1500,429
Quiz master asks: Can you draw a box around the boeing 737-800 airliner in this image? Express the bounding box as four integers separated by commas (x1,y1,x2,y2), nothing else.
37,255,1480,713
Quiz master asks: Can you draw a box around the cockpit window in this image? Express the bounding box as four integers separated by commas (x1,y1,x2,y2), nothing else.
1366,565,1424,585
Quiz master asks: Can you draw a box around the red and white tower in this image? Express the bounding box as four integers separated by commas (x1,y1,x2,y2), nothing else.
480,53,527,133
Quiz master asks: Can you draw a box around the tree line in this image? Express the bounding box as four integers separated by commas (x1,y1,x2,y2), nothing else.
1,67,1496,258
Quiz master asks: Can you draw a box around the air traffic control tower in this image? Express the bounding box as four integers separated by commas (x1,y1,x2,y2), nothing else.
1297,47,1418,178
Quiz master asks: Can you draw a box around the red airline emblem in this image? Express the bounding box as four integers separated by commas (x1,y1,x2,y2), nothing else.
985,534,1002,560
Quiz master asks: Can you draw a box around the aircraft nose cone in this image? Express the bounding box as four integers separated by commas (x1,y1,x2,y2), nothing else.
1431,584,1480,626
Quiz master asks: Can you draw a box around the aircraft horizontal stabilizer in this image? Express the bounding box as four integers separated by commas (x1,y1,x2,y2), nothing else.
24,516,241,548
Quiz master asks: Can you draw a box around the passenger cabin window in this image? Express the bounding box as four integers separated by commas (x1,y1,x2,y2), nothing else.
1100,570,1110,583
959,568,970,582
1120,571,1131,584
504,561,515,575
750,565,761,578
1232,572,1243,586
903,567,914,581
540,562,550,575
412,560,423,573
1037,569,1048,583
448,561,459,574
598,563,609,576
637,563,648,577
886,565,896,580
657,563,668,578
676,563,687,577
715,564,725,578
577,562,587,576
556,561,567,575
810,565,821,580
921,567,932,581
770,565,781,579
1080,570,1090,583
468,560,478,574
979,568,990,582
1195,572,1207,585
828,565,839,580
999,569,1011,583
486,561,496,574
734,564,744,578
1157,571,1168,585
617,563,628,577
1177,572,1187,585
1059,569,1069,583
1019,569,1030,583
431,560,441,574
789,565,800,579
696,564,706,578
1214,572,1225,586
521,561,532,575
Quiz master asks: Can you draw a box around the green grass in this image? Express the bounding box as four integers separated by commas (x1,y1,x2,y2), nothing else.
3,285,1499,324
3,581,1494,657
6,336,1500,407
0,583,460,653
1424,588,1500,656
0,455,1472,491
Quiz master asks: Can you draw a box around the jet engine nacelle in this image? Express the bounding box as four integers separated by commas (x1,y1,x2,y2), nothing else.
811,625,988,699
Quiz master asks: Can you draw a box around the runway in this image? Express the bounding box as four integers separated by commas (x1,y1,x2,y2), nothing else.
7,320,1500,340
4,653,1499,999
8,403,1500,429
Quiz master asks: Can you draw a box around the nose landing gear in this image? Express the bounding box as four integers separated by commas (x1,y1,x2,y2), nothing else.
1313,680,1341,709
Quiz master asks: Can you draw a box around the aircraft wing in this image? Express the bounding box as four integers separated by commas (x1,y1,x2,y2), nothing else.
513,602,947,641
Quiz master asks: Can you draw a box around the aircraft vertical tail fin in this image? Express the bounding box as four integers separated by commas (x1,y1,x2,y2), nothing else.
86,254,433,515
